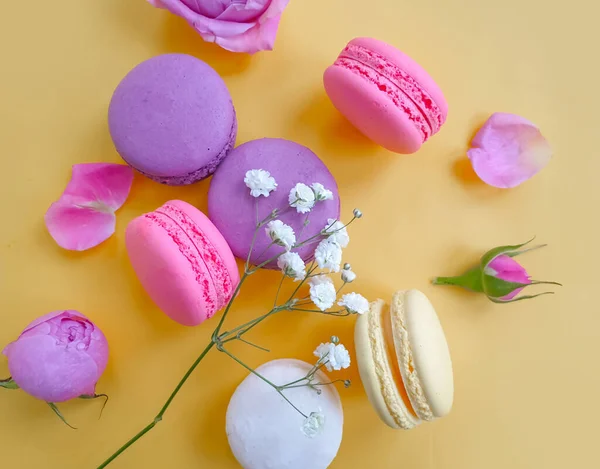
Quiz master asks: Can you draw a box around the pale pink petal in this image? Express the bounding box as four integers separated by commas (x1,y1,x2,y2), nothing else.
149,0,290,54
486,254,531,300
44,164,133,251
45,202,116,251
215,15,282,53
62,163,134,211
467,113,552,188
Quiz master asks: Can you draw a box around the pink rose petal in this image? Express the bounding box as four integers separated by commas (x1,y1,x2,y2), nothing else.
44,163,134,251
147,0,290,54
486,254,531,300
467,113,552,188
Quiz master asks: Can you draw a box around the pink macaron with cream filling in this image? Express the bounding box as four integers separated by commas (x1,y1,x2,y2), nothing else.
324,37,448,154
126,200,239,326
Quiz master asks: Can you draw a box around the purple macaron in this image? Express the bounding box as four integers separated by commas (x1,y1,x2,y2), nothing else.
208,138,341,269
108,54,237,185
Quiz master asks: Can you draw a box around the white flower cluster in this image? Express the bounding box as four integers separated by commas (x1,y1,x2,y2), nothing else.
266,220,296,251
313,341,351,372
302,411,325,438
277,252,306,282
244,169,277,198
288,182,333,214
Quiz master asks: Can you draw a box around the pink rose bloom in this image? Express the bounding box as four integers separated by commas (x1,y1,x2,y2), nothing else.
147,0,290,54
484,255,530,300
3,311,108,402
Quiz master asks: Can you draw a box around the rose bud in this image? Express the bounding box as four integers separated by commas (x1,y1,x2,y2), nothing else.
2,310,108,402
432,239,561,303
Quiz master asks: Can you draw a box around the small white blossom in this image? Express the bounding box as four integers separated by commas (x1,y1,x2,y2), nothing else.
315,239,342,272
341,269,356,283
353,208,363,218
277,252,306,281
289,183,315,214
322,219,349,248
338,293,369,314
302,411,325,438
313,342,351,371
308,275,336,311
265,220,296,251
244,169,277,198
311,183,333,201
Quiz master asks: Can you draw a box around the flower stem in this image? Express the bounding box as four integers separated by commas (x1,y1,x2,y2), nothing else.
96,340,215,469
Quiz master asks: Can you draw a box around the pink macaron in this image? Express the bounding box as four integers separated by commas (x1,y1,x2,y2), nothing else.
324,37,448,154
126,200,240,326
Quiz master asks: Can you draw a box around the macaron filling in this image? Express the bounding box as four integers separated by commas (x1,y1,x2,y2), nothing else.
144,204,234,317
367,300,420,429
381,303,419,419
335,43,444,143
134,118,238,186
390,291,435,421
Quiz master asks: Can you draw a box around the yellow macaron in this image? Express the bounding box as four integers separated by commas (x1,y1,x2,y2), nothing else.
355,289,454,429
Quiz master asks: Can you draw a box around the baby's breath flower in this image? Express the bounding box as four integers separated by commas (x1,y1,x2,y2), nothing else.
322,219,349,248
311,183,333,201
302,411,325,438
341,269,356,283
265,220,296,251
314,239,342,272
244,169,277,198
313,342,351,371
353,208,363,218
288,183,315,214
308,275,336,311
277,252,306,281
338,293,369,314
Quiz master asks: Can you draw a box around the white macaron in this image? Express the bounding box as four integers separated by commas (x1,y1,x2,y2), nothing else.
226,359,344,469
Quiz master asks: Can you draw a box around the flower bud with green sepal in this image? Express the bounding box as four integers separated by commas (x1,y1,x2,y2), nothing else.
432,238,561,303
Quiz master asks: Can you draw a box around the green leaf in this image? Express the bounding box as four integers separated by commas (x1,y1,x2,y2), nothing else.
0,378,19,390
488,292,555,304
480,237,535,268
47,403,77,429
79,393,109,419
506,244,548,258
432,267,484,292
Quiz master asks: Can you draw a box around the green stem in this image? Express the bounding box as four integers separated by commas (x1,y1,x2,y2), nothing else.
274,273,286,307
218,346,307,418
97,340,215,469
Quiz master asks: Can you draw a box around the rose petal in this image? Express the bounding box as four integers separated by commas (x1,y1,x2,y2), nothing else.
6,335,99,402
487,254,531,300
467,113,552,188
218,0,270,22
215,14,282,53
44,164,133,251
45,203,116,251
150,0,290,54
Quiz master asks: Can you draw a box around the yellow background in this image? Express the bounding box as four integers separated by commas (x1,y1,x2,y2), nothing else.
0,0,597,467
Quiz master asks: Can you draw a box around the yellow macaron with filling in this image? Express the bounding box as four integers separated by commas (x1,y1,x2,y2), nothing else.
355,289,454,429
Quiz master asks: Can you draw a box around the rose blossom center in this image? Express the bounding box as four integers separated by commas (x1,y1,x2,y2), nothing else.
53,318,93,350
181,0,269,22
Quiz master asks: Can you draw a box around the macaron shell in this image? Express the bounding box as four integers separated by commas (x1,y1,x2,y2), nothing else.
166,200,240,293
392,290,454,419
355,299,420,429
324,65,423,154
226,359,343,469
351,37,448,120
208,138,341,269
108,54,237,185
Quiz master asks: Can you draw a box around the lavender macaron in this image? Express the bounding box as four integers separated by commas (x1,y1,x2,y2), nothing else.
208,138,340,269
108,54,237,185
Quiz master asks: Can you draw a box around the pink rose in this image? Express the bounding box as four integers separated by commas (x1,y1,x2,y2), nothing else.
2,311,109,402
147,0,290,54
